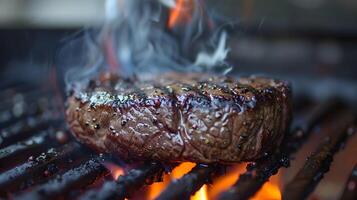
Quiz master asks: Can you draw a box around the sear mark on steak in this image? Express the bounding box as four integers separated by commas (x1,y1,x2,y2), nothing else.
66,73,292,164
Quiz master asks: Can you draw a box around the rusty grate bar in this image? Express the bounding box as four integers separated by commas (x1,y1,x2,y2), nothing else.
283,115,355,200
218,100,342,200
14,156,109,200
80,162,167,200
339,163,357,200
0,142,81,197
157,164,225,200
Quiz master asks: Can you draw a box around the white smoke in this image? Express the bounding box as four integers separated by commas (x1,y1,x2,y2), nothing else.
65,0,231,84
102,0,230,76
194,31,230,70
158,0,176,8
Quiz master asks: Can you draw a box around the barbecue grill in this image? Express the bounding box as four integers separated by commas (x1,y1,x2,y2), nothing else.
1,0,357,200
0,75,356,200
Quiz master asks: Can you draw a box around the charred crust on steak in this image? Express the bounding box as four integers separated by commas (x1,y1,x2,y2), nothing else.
66,72,292,163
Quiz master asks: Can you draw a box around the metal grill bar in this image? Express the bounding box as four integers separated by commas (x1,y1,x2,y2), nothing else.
0,132,48,159
0,132,55,170
0,115,61,148
0,99,54,128
14,156,109,200
0,142,81,196
339,163,357,200
218,100,341,200
157,164,225,200
80,162,167,200
0,90,49,112
283,114,355,200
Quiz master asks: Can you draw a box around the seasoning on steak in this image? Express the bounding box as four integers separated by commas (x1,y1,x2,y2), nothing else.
66,72,292,163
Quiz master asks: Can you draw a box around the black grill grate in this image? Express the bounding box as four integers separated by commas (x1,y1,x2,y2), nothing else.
0,81,355,200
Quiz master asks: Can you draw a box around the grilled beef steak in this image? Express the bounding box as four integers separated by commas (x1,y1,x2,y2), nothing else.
66,73,292,163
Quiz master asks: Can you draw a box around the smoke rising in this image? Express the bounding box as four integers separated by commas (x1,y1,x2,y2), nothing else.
64,0,231,85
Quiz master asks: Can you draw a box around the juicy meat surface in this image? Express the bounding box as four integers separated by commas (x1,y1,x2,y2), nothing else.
66,73,292,163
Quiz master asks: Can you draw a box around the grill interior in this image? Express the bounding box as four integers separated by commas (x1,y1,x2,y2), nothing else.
0,78,356,200
1,1,357,199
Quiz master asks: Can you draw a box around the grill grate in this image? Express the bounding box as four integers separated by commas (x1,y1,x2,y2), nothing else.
0,142,81,195
156,164,224,200
81,162,167,200
0,81,356,200
16,156,109,200
340,164,357,200
283,112,354,200
218,101,353,200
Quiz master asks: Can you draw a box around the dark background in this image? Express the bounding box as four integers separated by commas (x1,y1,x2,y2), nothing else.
0,0,357,99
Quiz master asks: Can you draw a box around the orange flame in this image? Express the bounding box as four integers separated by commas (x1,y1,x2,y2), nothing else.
192,184,208,200
252,172,282,200
147,162,282,200
208,164,247,199
168,0,194,28
147,173,171,200
147,162,196,199
173,162,208,200
172,162,196,179
104,162,124,180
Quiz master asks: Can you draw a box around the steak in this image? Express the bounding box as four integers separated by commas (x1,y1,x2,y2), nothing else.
66,73,292,163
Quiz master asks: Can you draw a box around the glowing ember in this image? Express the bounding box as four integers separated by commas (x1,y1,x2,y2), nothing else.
191,184,208,200
208,164,247,199
251,172,282,200
103,162,124,180
168,0,194,28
